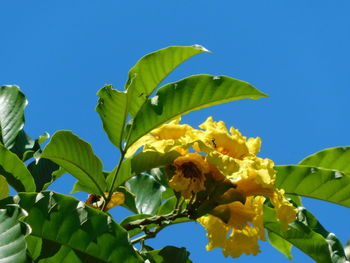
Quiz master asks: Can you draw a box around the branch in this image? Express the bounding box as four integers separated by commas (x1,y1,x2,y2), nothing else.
123,210,189,231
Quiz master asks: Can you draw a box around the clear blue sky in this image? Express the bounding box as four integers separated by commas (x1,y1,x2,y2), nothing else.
1,1,350,262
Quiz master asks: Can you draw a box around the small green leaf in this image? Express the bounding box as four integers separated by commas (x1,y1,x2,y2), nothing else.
0,175,9,200
275,165,350,207
300,146,350,173
0,192,143,263
0,144,36,192
144,246,192,263
127,74,267,149
125,173,166,215
126,45,209,117
0,85,27,149
267,230,293,260
41,131,107,195
27,158,59,192
96,85,128,149
0,204,30,263
264,206,347,263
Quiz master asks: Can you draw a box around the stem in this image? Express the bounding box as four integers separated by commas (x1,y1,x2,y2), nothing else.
131,225,165,244
123,211,189,231
103,150,126,210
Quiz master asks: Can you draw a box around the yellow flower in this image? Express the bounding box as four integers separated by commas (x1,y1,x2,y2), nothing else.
198,196,265,258
125,118,198,157
197,116,261,159
169,153,210,198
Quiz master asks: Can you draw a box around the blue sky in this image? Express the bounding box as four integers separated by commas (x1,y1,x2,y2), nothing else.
1,1,350,262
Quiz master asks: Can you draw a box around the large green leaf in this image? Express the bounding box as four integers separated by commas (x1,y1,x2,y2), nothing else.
96,85,128,149
27,158,59,192
144,246,192,263
0,204,30,263
10,130,38,161
0,144,36,192
125,45,209,117
0,192,143,263
41,131,107,195
264,206,347,263
267,230,293,260
300,146,350,173
125,173,166,215
0,175,9,200
131,151,180,175
275,165,350,207
126,74,267,149
0,85,27,149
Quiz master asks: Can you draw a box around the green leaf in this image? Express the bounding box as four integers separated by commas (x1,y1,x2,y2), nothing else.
41,131,107,195
105,151,180,192
0,192,143,263
0,144,36,192
264,206,347,263
10,130,38,161
38,245,83,263
106,159,133,192
131,151,180,175
96,85,128,149
267,230,293,260
300,146,350,173
126,45,209,117
144,246,192,263
120,214,153,237
126,74,267,149
125,173,166,215
27,158,59,192
0,175,9,200
0,204,30,263
275,165,350,207
0,85,27,149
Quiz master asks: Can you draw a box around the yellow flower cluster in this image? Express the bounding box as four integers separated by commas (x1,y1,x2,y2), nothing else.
128,117,298,258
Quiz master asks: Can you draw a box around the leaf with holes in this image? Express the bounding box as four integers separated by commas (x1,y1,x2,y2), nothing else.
300,146,350,173
275,165,350,207
126,45,209,117
264,206,347,263
41,131,107,195
0,85,27,149
0,204,30,263
0,192,143,263
126,74,267,149
0,144,36,192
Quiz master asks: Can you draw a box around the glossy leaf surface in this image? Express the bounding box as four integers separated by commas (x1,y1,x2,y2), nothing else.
0,192,143,263
275,165,350,207
125,173,166,215
0,85,27,149
0,204,30,263
264,206,347,263
0,144,36,192
41,131,106,194
127,74,267,148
